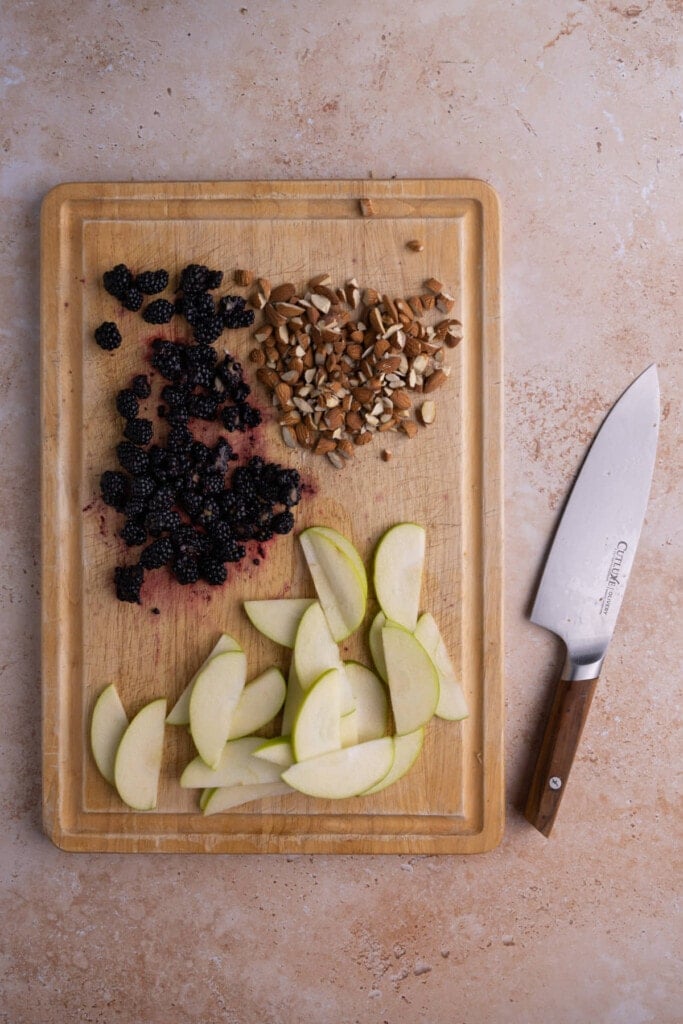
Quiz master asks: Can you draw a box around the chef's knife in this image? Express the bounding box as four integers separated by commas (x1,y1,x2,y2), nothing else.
524,364,660,836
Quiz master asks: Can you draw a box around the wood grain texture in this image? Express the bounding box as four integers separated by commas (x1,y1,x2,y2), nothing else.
524,677,599,837
40,178,503,854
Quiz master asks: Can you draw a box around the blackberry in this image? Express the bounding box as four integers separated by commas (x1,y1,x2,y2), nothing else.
223,539,246,563
161,383,189,410
139,536,174,570
189,441,211,467
135,269,169,295
115,389,139,419
130,475,155,501
151,339,185,381
116,442,150,476
197,498,221,527
224,306,255,330
218,294,245,321
120,520,147,547
123,496,147,518
205,270,224,290
182,293,215,326
220,405,240,432
173,554,200,585
167,423,193,452
273,467,301,507
188,365,214,389
272,510,295,535
180,491,204,518
148,485,175,511
201,469,224,494
193,317,224,345
199,557,227,586
130,374,151,399
121,287,144,312
164,450,189,478
187,393,219,420
178,263,210,294
239,403,262,429
114,564,144,603
224,378,250,403
100,470,129,511
142,298,176,324
145,508,182,536
94,322,122,351
185,345,217,371
123,417,153,446
254,524,274,542
103,264,133,300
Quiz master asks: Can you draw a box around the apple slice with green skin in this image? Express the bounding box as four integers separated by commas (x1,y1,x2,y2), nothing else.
199,787,215,811
363,728,425,794
253,737,294,768
243,598,315,648
414,613,469,721
299,527,367,641
189,650,247,769
90,684,128,786
373,523,426,631
292,668,343,761
340,708,359,747
281,660,306,736
282,737,395,799
305,525,367,584
227,667,286,740
381,623,439,734
292,601,353,713
166,633,242,725
344,662,389,742
202,781,292,815
368,610,388,682
180,736,282,787
113,698,166,810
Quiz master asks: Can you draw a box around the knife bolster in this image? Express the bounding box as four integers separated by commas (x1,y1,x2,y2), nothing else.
562,652,605,682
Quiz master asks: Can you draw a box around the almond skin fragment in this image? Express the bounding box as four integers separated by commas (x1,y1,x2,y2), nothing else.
407,239,425,252
359,198,375,217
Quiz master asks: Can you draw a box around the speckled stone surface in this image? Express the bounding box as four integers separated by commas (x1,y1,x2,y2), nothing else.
1,1,681,1021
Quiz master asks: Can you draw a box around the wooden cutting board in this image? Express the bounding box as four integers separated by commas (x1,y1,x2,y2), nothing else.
41,178,503,854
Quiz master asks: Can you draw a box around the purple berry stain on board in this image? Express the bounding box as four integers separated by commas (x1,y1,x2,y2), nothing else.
94,261,306,605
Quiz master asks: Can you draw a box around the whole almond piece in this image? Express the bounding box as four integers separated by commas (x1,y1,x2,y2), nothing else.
314,436,337,456
424,277,443,294
274,382,293,406
423,369,447,393
308,273,332,288
270,282,296,303
391,389,412,411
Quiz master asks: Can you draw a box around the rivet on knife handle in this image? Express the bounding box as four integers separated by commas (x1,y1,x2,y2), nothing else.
524,676,599,836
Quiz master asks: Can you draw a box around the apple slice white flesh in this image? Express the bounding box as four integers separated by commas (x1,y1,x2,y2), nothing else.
293,600,342,690
344,661,389,742
340,708,359,747
381,623,439,734
363,728,425,794
281,660,306,736
180,736,282,787
227,666,286,739
113,698,166,810
368,610,388,682
189,650,247,769
253,737,294,768
299,528,367,641
414,613,469,720
304,525,367,585
282,737,395,799
243,598,315,648
166,633,242,725
292,668,343,761
90,683,128,786
199,787,215,811
373,523,426,631
203,781,293,815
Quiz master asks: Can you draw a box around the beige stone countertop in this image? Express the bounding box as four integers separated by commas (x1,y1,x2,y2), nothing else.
2,2,681,1022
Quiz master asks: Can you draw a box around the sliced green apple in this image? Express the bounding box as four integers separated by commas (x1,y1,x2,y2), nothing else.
373,522,426,630
299,527,367,641
113,698,167,810
340,708,359,748
253,737,294,768
166,633,242,725
188,650,247,769
292,668,343,761
199,787,215,811
281,660,306,735
368,610,388,681
90,683,128,786
363,728,425,794
227,666,286,739
414,613,469,721
305,525,367,585
203,781,292,815
381,623,439,734
293,600,342,690
180,736,282,787
243,598,315,648
282,737,395,799
344,661,389,742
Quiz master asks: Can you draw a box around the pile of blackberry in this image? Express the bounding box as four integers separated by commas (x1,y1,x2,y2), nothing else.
97,284,301,603
95,262,255,348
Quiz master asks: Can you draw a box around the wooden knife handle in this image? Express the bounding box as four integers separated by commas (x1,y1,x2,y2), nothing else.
524,676,599,836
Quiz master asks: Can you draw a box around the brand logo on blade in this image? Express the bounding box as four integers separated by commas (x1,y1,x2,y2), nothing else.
600,540,628,615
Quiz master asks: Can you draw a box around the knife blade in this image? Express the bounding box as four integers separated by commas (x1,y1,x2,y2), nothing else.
524,364,660,836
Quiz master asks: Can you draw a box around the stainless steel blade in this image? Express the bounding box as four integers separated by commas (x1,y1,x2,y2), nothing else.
531,364,660,680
